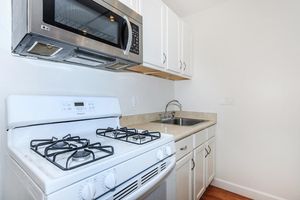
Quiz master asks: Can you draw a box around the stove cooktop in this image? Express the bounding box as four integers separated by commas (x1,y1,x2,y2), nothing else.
30,127,161,170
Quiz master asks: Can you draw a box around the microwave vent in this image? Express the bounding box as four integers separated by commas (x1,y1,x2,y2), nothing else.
64,49,116,67
27,41,62,57
65,56,104,67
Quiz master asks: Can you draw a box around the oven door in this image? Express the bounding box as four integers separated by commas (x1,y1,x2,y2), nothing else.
126,156,176,200
29,0,142,63
138,166,176,200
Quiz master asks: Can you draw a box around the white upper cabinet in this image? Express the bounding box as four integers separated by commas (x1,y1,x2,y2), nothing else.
138,0,194,80
140,0,167,69
180,20,193,77
166,8,181,73
118,0,141,14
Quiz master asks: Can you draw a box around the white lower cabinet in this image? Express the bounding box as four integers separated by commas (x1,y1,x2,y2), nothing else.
175,125,216,200
205,137,216,187
193,144,206,200
176,152,193,200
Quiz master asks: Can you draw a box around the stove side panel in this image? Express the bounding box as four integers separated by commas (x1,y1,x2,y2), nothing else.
3,156,44,200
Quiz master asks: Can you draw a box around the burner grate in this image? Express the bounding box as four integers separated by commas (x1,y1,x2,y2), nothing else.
96,127,161,145
30,134,114,171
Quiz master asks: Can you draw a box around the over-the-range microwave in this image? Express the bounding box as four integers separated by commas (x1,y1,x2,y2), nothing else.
12,0,143,71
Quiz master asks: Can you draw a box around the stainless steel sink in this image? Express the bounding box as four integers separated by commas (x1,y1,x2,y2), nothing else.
153,117,208,126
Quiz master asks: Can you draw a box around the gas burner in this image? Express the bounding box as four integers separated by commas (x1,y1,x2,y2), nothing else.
72,150,91,162
96,127,161,145
132,135,146,141
52,141,68,148
30,135,114,170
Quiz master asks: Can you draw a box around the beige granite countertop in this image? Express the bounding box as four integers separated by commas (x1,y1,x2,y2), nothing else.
121,111,217,142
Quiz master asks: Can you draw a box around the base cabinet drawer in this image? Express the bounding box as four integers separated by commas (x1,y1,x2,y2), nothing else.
208,125,216,139
193,129,208,148
176,135,193,161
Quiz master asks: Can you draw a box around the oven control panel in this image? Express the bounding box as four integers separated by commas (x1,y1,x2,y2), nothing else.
62,101,96,115
7,95,121,130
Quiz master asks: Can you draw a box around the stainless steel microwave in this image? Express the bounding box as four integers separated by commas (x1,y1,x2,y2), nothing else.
12,0,143,71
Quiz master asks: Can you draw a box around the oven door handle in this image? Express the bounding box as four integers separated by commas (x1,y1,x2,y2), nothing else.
123,156,176,200
123,15,133,56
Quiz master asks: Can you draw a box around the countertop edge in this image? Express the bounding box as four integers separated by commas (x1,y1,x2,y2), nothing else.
172,121,217,142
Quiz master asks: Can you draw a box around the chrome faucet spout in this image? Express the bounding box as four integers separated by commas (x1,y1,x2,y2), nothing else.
162,100,182,120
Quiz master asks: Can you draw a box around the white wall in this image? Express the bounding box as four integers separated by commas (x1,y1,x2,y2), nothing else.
0,2,174,199
176,0,300,199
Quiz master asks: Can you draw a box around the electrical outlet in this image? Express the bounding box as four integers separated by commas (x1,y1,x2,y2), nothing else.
220,97,235,106
131,96,137,108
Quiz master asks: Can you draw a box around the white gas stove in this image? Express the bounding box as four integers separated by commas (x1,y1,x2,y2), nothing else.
4,95,176,200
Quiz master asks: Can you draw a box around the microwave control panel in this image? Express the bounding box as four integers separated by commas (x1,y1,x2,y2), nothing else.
130,23,140,55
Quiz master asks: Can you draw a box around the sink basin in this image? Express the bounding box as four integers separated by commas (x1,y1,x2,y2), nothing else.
153,118,207,126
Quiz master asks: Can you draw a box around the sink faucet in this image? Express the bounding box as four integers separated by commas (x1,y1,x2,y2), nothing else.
161,100,182,120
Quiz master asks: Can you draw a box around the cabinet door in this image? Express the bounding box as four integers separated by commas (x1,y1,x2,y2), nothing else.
193,145,206,200
131,0,140,13
181,21,193,77
141,0,167,69
119,0,140,14
176,152,193,200
166,8,181,73
119,0,131,6
206,137,216,187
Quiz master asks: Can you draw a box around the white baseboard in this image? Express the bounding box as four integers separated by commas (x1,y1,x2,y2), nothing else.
212,178,287,200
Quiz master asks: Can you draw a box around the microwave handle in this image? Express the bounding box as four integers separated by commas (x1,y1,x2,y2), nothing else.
123,15,133,56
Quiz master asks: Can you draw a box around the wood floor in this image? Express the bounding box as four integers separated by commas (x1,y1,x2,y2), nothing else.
200,186,252,200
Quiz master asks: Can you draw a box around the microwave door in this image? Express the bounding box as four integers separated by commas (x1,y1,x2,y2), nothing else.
43,0,129,51
121,16,133,55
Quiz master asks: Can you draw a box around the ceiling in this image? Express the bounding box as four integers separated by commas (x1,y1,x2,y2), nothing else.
162,0,227,17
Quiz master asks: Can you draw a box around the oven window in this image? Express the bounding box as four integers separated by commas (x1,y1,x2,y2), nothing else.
43,0,128,49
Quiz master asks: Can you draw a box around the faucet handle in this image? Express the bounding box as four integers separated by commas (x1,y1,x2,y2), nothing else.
160,112,174,121
171,111,176,118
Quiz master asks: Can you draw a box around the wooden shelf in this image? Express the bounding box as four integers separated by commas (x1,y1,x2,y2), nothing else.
127,65,190,81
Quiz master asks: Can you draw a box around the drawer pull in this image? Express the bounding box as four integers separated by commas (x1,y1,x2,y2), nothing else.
205,148,209,158
191,158,195,170
208,145,212,154
180,145,188,151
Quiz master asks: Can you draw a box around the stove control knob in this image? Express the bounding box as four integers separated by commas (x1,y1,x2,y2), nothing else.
165,146,172,156
80,182,96,200
156,149,164,161
104,173,117,189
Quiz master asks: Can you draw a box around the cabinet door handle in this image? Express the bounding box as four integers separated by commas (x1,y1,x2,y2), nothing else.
208,145,212,154
163,53,167,64
205,148,209,158
180,145,187,151
191,158,195,170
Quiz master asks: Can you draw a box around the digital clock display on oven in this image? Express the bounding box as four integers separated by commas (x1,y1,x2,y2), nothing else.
74,102,84,107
